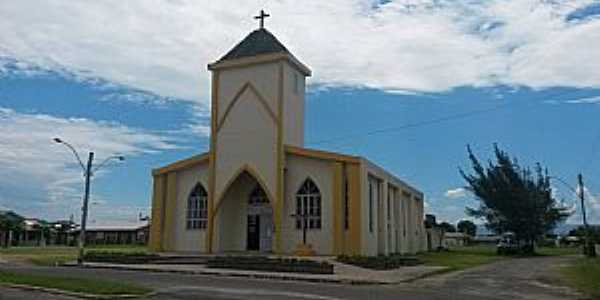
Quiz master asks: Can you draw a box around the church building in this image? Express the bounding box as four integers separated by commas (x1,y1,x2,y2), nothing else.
149,15,426,256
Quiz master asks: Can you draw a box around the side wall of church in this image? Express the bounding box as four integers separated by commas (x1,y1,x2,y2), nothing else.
360,159,426,256
282,154,334,255
173,163,209,252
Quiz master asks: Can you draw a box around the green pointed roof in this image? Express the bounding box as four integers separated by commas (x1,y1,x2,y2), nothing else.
218,28,290,62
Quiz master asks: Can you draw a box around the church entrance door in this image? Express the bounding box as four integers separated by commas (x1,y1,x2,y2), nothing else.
247,183,273,253
247,215,260,251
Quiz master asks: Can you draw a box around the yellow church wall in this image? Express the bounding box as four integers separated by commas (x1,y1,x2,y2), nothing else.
173,163,209,252
148,174,166,252
149,159,210,253
360,158,426,256
162,172,178,251
332,162,344,254
282,154,335,255
342,162,362,255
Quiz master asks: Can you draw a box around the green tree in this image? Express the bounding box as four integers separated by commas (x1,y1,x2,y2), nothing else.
0,212,24,247
569,225,600,243
439,222,456,233
460,144,571,253
457,220,477,236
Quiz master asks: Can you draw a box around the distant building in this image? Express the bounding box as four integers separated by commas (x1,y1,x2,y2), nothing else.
424,214,444,251
444,232,469,247
20,218,49,246
74,222,149,245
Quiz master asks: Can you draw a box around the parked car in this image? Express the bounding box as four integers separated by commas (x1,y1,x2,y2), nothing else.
497,232,519,255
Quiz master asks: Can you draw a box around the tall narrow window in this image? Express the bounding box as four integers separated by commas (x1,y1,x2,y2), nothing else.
344,179,349,230
368,178,374,233
187,183,208,230
387,188,392,222
414,196,422,236
293,72,299,94
296,178,321,230
402,191,411,237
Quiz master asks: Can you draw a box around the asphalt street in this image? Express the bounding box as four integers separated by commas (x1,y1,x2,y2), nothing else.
0,256,582,300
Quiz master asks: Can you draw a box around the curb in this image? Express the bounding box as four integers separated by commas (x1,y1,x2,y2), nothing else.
0,282,156,299
72,264,390,285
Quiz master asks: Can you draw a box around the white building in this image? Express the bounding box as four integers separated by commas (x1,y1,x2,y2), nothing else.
149,20,426,256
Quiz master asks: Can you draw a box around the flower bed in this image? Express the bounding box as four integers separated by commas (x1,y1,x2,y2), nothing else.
206,256,334,274
337,255,421,270
83,251,160,264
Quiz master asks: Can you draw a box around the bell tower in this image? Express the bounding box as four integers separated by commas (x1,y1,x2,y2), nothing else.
205,14,311,253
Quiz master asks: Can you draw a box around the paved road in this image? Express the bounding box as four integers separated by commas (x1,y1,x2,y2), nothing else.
0,256,583,300
0,287,77,300
414,255,582,300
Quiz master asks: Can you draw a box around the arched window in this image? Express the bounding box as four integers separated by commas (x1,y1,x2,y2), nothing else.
248,184,268,205
296,179,321,229
187,183,207,230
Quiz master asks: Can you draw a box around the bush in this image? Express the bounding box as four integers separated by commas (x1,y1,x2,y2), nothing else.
83,251,159,264
206,256,334,274
337,255,421,270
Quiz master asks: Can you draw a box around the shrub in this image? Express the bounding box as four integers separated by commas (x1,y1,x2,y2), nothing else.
83,251,159,264
206,256,334,274
337,255,421,270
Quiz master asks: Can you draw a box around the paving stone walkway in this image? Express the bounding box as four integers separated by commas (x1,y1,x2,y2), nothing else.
79,259,446,284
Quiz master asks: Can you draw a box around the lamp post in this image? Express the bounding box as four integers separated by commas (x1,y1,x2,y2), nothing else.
53,138,124,265
549,174,594,257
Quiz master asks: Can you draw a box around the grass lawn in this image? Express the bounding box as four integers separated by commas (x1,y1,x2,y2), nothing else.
418,245,504,272
0,245,147,266
560,257,600,299
0,270,151,296
536,246,582,257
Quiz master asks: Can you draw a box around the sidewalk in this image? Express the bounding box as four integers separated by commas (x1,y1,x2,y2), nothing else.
74,260,447,285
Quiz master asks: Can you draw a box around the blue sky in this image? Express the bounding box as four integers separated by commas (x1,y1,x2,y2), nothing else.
1,1,600,226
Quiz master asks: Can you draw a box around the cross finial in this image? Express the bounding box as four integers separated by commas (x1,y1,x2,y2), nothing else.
254,10,270,29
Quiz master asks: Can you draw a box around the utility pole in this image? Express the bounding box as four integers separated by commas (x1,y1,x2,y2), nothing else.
78,152,94,265
578,174,596,257
54,138,124,266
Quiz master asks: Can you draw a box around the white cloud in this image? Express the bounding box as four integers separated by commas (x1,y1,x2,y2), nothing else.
445,187,468,199
566,95,600,104
1,1,599,103
0,107,178,221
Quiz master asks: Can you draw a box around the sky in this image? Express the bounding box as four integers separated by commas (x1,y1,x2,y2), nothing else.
1,0,600,227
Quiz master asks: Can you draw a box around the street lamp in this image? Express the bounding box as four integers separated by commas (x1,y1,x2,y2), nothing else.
549,174,594,256
53,138,125,265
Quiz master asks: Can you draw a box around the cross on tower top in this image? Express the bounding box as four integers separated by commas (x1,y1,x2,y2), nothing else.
254,10,270,29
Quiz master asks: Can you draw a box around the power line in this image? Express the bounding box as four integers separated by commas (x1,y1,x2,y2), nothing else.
308,89,582,146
